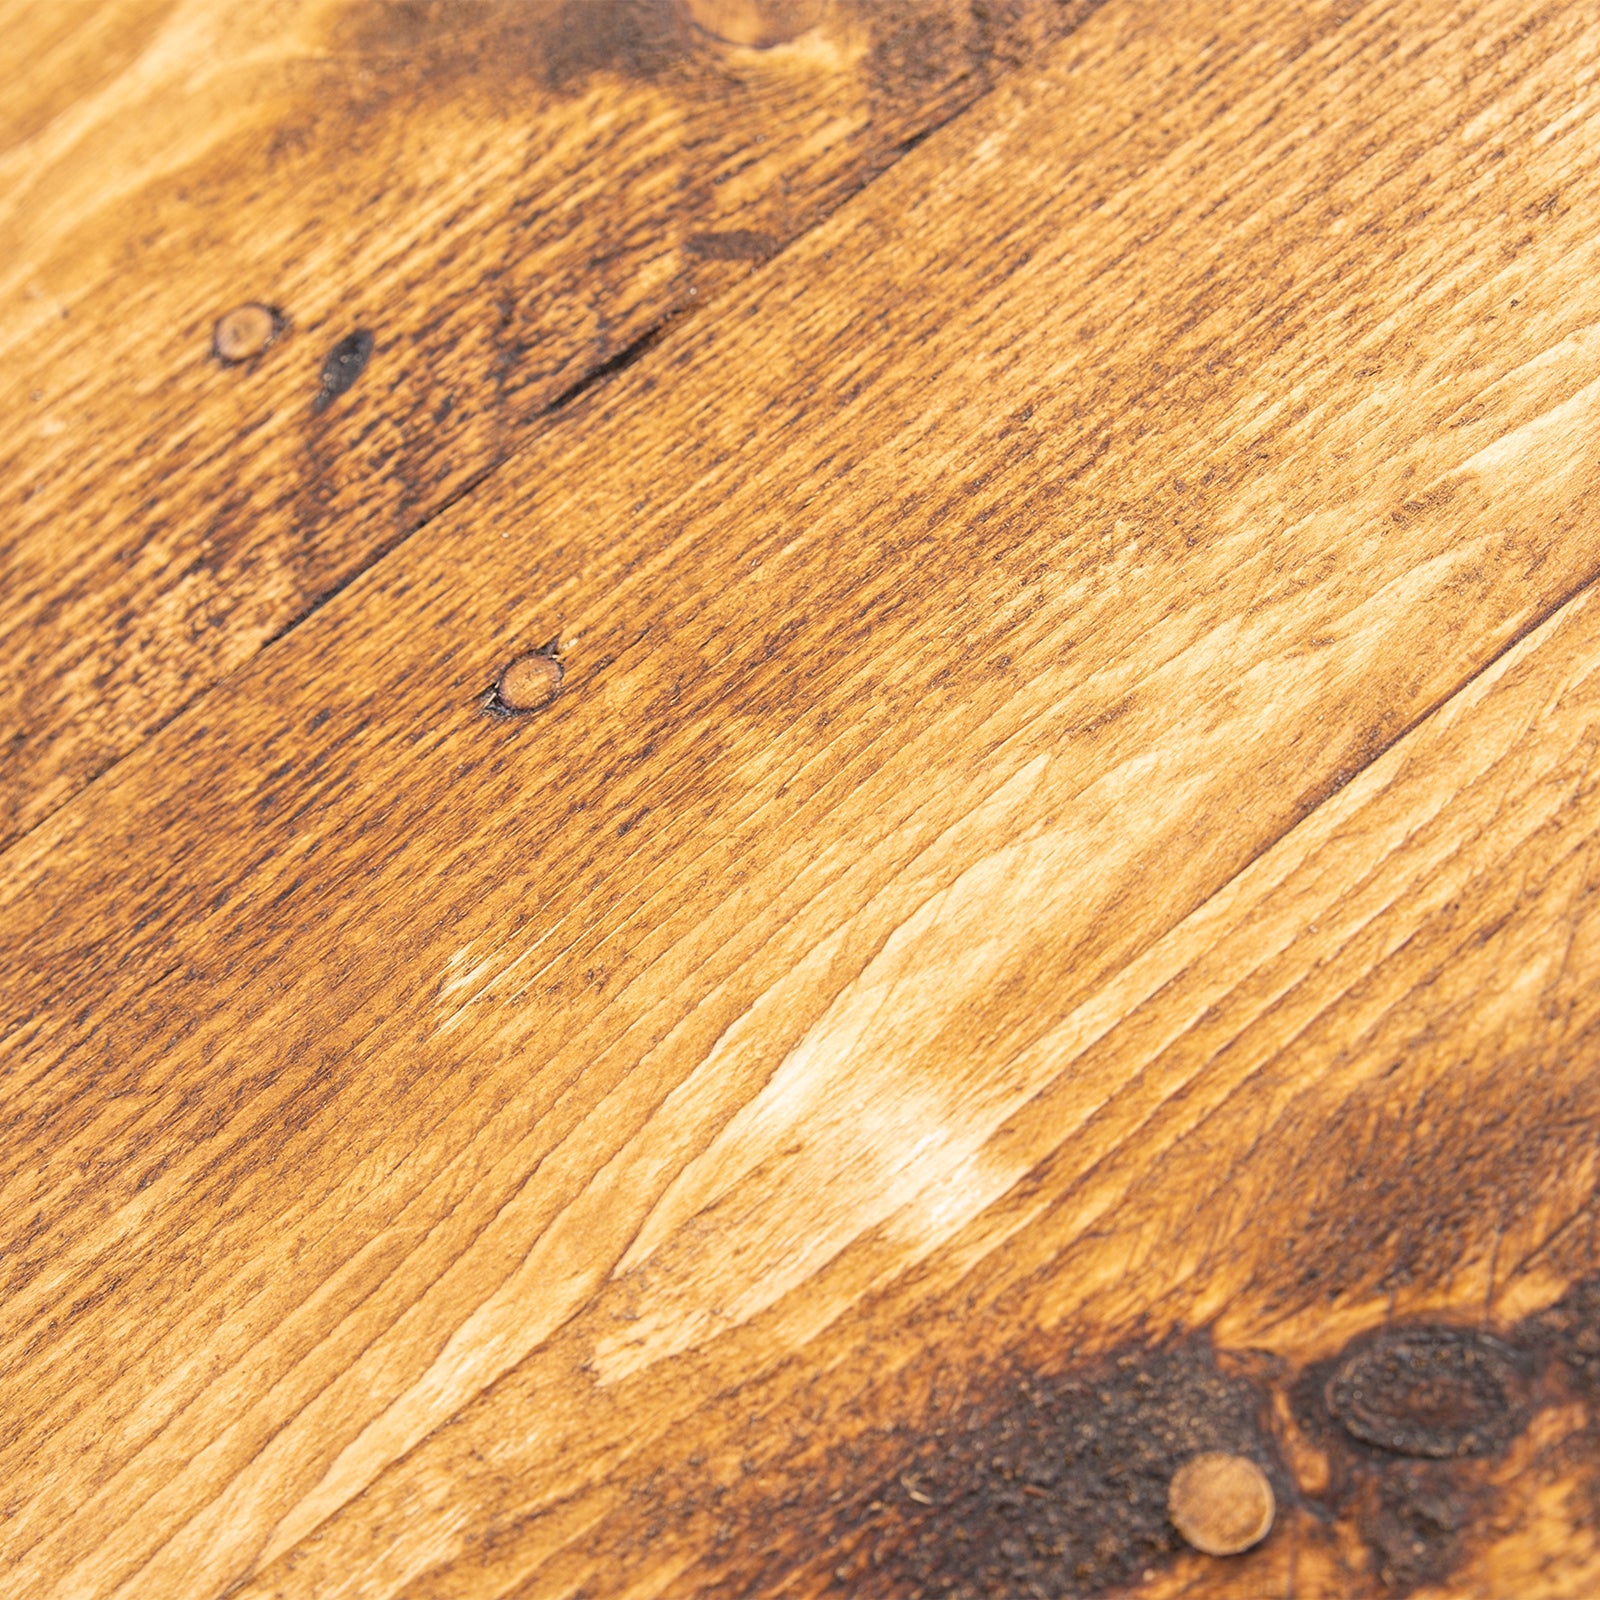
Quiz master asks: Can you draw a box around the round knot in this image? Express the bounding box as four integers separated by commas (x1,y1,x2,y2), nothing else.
1167,1452,1274,1556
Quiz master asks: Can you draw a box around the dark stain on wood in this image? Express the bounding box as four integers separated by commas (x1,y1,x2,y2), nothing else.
1324,1326,1530,1460
823,1336,1277,1598
648,1274,1600,1599
541,0,695,91
312,329,374,414
1355,1460,1485,1593
1282,1287,1600,1595
685,229,779,261
332,0,695,97
665,1332,1282,1600
1529,1277,1600,1401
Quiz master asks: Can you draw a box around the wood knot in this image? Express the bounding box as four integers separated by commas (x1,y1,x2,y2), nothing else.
486,650,564,716
1167,1453,1274,1556
1326,1327,1525,1458
213,303,283,364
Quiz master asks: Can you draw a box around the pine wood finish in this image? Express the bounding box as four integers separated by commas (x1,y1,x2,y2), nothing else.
0,0,1093,852
4,0,1600,1597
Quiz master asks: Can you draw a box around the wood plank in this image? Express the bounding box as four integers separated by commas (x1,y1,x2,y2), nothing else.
4,0,1600,1594
248,548,1600,1600
0,0,1093,852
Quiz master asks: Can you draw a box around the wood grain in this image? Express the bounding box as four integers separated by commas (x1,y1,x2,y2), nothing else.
4,0,1600,1595
0,0,1093,853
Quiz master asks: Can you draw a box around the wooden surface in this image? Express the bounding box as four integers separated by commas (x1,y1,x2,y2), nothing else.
0,0,1093,853
4,0,1600,1597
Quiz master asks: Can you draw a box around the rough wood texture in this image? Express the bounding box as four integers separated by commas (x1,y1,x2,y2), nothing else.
4,0,1600,1596
0,0,1093,853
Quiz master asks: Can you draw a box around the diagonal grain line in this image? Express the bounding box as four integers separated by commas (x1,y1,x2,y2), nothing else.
963,575,1600,1329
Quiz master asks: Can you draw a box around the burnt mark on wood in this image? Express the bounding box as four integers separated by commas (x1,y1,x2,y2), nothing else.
868,0,968,95
844,1338,1275,1597
1528,1276,1600,1401
1356,1460,1484,1592
684,229,778,262
652,1275,1600,1600
327,0,1085,107
312,329,374,414
1280,1290,1600,1593
676,1332,1281,1599
1326,1326,1529,1459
